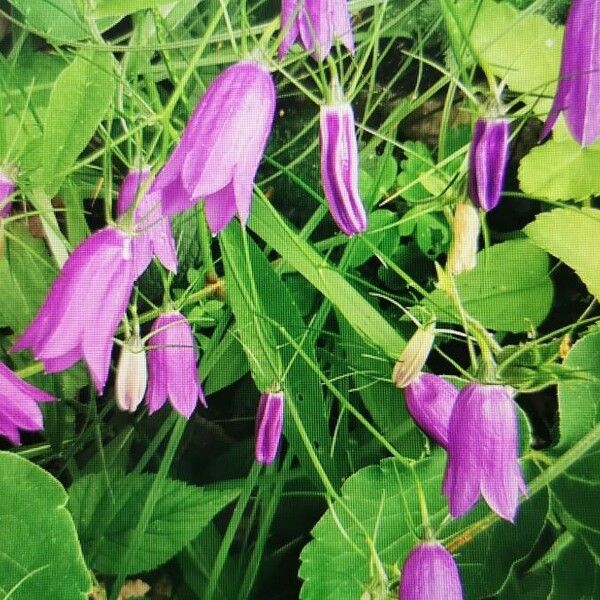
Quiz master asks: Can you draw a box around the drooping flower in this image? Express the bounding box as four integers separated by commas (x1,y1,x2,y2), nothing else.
0,168,15,218
0,362,55,445
116,166,177,277
320,84,367,235
399,541,463,600
404,373,458,448
446,202,480,275
151,60,276,234
279,0,355,61
541,0,600,147
392,322,436,388
115,330,147,413
255,391,284,465
443,383,528,522
146,311,206,418
468,118,509,212
12,227,136,393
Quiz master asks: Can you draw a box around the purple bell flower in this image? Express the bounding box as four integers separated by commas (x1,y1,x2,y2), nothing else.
0,169,15,218
12,227,137,393
152,60,276,234
146,311,206,418
320,89,367,235
279,0,355,61
399,541,463,600
443,383,528,522
116,167,177,277
468,118,509,211
541,0,600,147
0,362,55,445
405,373,458,448
255,391,284,465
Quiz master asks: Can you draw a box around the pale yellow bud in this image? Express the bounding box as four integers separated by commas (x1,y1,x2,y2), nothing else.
392,321,436,388
446,202,480,275
115,333,147,412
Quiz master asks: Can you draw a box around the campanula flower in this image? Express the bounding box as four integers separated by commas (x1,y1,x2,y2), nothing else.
12,227,137,393
146,311,206,418
116,166,177,277
399,541,463,600
279,0,355,61
446,202,480,275
255,391,284,465
0,362,55,445
0,168,15,218
392,322,436,388
115,330,147,413
541,0,600,146
152,60,276,234
320,84,367,235
443,383,528,522
404,373,458,448
468,118,509,211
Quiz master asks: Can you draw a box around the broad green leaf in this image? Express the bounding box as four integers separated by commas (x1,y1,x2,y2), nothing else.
202,329,251,395
33,49,115,197
11,0,89,42
359,149,397,209
549,536,600,599
423,239,553,332
0,452,91,599
298,452,547,600
556,331,600,451
68,473,239,575
519,138,600,200
250,195,406,359
525,208,600,299
93,0,176,18
396,140,437,203
454,0,562,108
348,210,399,268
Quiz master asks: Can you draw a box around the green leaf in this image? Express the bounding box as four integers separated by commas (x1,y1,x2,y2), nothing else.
550,536,600,599
454,0,562,108
519,138,600,201
33,49,115,197
359,149,397,209
298,452,547,599
556,331,600,451
68,473,239,575
423,239,553,332
0,452,91,599
396,141,437,203
11,0,89,42
93,0,176,17
525,208,600,299
250,195,406,359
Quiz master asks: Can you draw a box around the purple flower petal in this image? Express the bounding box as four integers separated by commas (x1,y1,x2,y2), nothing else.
255,391,284,465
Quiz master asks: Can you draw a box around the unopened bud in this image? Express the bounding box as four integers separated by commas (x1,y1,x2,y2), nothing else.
446,202,480,275
255,391,284,465
116,332,147,412
392,322,435,388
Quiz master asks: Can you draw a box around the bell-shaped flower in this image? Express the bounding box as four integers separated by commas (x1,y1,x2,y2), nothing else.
255,391,284,465
446,202,480,275
0,168,15,218
468,118,509,212
320,84,367,235
115,330,147,413
146,310,206,418
116,166,177,277
443,383,528,522
399,541,463,600
12,227,137,393
392,322,436,388
404,373,458,448
279,0,355,61
151,60,276,234
0,362,55,445
541,0,600,147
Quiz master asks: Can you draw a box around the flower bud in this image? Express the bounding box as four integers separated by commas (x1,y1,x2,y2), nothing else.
446,202,480,275
255,391,284,465
468,117,509,211
115,331,147,413
392,322,435,388
399,541,463,600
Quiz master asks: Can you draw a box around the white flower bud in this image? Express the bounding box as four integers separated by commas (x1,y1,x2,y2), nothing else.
392,321,436,388
446,202,480,275
115,332,147,412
